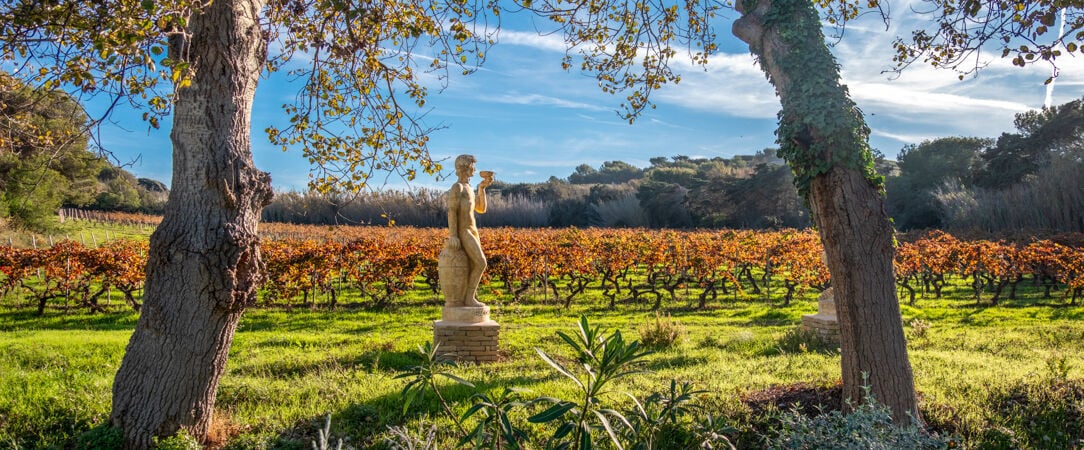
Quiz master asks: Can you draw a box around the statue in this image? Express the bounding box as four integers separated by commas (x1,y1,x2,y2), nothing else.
438,154,493,308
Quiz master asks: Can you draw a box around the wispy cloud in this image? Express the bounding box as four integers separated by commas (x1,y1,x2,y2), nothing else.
849,82,1029,113
870,129,938,145
497,29,570,53
480,92,610,111
651,52,780,119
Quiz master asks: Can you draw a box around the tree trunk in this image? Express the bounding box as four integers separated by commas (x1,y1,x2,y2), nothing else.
734,0,920,423
109,0,272,447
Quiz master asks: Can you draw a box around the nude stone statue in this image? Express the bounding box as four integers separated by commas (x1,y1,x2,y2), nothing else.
439,154,492,308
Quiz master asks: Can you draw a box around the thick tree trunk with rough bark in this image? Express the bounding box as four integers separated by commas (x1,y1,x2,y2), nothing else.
733,0,920,423
109,0,272,447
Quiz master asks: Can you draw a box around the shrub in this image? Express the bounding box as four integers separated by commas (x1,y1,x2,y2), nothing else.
768,386,950,450
529,316,653,449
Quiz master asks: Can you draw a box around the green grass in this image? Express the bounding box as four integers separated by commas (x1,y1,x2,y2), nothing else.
1,221,1082,448
1,286,1082,449
1,218,154,249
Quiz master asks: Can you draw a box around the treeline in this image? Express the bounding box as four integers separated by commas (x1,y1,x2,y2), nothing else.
886,96,1084,232
263,150,815,229
264,97,1084,233
0,72,168,231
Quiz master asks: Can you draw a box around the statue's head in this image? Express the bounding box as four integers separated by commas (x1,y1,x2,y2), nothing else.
455,154,476,177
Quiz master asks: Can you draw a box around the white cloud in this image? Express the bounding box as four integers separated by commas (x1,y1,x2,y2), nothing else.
849,82,1029,114
497,29,570,53
652,52,780,119
870,129,938,145
480,92,610,111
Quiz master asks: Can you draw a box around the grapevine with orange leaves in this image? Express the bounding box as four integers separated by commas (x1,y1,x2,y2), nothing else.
4,227,1083,313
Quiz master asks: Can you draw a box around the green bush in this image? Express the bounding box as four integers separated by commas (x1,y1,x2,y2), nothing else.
768,387,950,450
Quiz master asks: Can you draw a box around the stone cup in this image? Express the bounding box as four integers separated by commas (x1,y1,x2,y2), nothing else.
479,170,494,182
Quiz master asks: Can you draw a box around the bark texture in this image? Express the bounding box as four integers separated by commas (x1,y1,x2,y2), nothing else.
109,0,272,447
733,0,920,423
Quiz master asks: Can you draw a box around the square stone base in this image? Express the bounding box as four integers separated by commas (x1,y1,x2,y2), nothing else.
800,313,840,344
433,320,500,363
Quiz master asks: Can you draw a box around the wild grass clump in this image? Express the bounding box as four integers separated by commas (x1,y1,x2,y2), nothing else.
638,312,685,350
773,327,837,355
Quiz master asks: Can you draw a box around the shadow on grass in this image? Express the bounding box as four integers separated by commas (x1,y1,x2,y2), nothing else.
642,352,709,371
747,309,798,326
1048,305,1084,320
229,348,425,380
0,309,139,331
249,366,556,449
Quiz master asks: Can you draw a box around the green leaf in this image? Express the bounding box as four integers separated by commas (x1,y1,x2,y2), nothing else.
598,408,633,430
592,409,624,450
400,386,419,415
577,315,594,343
527,401,576,423
579,425,593,450
553,421,574,441
556,330,587,359
625,393,648,419
460,402,486,421
438,372,475,387
457,424,486,448
535,348,584,389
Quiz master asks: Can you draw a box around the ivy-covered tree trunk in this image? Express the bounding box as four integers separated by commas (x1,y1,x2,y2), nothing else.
733,0,920,423
109,0,272,447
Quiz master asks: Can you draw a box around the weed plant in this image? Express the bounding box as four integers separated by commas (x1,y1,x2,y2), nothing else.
637,312,685,350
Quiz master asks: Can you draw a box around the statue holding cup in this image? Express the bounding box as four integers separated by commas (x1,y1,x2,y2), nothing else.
439,154,493,309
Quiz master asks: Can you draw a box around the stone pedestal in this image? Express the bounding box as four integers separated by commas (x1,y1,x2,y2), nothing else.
433,306,500,363
801,288,839,344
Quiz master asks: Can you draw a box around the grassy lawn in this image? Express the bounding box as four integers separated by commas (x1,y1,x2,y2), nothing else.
1,284,1082,449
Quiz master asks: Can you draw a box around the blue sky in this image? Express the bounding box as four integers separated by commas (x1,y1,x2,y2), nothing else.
90,4,1084,192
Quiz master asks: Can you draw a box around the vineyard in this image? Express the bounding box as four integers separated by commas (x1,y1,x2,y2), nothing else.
4,222,1082,314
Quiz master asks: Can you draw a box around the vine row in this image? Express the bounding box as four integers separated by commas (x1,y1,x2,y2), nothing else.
2,227,1081,314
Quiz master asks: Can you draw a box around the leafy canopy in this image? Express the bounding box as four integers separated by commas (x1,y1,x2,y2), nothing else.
511,0,720,122
4,0,1078,197
0,0,498,193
